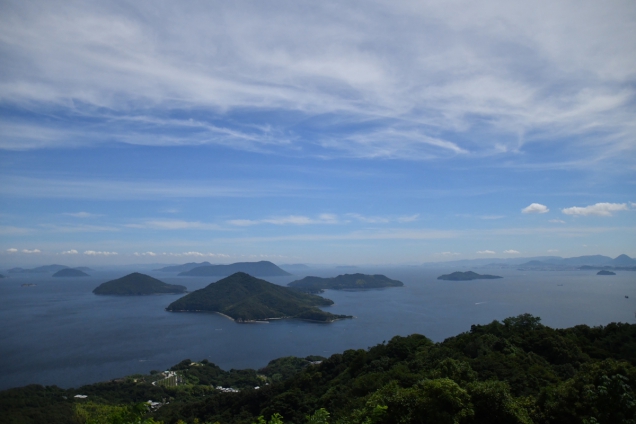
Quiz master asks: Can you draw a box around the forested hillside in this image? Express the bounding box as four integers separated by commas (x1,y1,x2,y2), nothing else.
2,314,635,424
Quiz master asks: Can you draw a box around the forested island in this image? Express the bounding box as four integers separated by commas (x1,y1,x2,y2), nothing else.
178,261,291,277
597,270,616,276
437,271,503,280
166,272,350,322
93,273,187,295
2,314,635,424
52,268,89,277
288,273,404,293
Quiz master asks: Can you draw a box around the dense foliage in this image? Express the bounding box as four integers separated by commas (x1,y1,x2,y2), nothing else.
166,272,351,322
287,274,404,294
2,314,635,424
93,273,187,295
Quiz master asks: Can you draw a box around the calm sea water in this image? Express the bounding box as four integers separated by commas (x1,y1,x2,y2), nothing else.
0,267,634,390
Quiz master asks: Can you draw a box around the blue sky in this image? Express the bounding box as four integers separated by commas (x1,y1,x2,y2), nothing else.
1,0,635,266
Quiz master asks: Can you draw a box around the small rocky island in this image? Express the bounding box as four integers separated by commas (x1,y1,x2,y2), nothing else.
166,272,351,322
52,268,89,277
288,273,404,294
437,271,503,281
597,270,616,276
93,273,187,295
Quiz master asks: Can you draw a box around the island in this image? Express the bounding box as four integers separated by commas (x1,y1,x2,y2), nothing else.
52,268,89,277
597,270,616,276
437,271,503,281
166,272,351,322
155,261,212,273
0,274,4,279
8,264,69,273
288,273,404,294
178,261,291,277
93,273,187,295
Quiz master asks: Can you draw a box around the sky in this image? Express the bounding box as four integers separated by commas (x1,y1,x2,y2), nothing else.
1,0,635,266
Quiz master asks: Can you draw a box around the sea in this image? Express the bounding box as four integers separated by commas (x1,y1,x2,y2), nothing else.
0,267,634,391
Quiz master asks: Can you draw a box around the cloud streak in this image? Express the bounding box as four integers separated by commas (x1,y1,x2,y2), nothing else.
562,202,629,217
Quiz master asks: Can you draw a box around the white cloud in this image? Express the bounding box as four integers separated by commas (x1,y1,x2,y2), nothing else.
0,1,634,163
6,248,18,253
522,203,549,214
480,215,505,220
129,220,222,230
549,219,566,224
84,250,118,256
477,250,496,254
134,251,157,256
547,249,559,253
436,252,460,256
22,249,41,254
65,212,100,218
561,202,628,217
61,249,78,255
397,214,420,223
503,249,520,254
229,214,340,226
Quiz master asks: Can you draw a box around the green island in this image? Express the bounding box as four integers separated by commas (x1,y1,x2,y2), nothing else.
52,268,90,277
2,314,636,424
437,271,503,281
167,272,350,322
288,273,404,294
178,261,291,277
597,270,616,276
93,273,187,295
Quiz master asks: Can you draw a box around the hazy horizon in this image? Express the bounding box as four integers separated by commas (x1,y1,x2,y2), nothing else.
1,0,635,265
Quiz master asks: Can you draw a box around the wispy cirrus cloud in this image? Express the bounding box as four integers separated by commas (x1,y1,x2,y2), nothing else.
128,220,223,230
229,214,339,226
562,202,629,217
64,212,101,218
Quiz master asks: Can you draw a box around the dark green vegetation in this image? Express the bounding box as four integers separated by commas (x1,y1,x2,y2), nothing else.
3,315,636,424
93,273,187,296
178,261,291,277
288,273,404,294
597,270,616,276
437,271,503,281
166,272,350,322
155,262,213,273
53,268,90,277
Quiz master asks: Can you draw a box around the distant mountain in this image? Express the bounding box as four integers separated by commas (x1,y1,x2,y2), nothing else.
178,261,291,277
437,271,503,281
52,268,89,277
93,273,187,295
8,264,69,274
560,255,613,266
75,267,93,272
611,254,636,266
280,264,311,271
166,272,350,322
154,261,212,272
288,273,404,294
597,270,616,276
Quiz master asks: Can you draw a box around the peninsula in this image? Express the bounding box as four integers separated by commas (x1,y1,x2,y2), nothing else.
597,270,616,276
288,273,404,293
52,268,89,277
166,272,351,322
437,271,503,281
178,261,290,277
93,273,187,295
155,261,212,273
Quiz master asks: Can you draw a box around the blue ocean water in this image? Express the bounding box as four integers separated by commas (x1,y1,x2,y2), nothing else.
0,267,634,390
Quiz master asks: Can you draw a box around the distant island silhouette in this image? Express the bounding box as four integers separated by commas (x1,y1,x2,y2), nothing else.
596,270,616,276
437,271,503,281
52,268,89,277
178,261,290,277
93,273,187,295
155,261,213,273
167,272,351,322
288,273,404,293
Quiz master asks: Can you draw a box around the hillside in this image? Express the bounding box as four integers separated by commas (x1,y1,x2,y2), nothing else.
7,264,69,274
288,273,404,293
178,261,291,277
93,273,187,295
154,261,212,273
437,271,502,280
52,268,89,277
166,272,349,322
2,315,635,424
